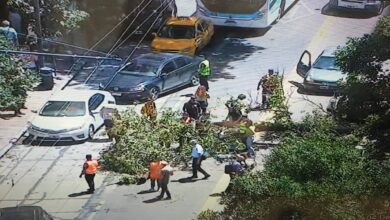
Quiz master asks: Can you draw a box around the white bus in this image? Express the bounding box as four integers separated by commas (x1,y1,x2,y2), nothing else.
195,0,297,28
328,0,385,15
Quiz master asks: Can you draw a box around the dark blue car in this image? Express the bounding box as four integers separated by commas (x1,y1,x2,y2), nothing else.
105,53,202,101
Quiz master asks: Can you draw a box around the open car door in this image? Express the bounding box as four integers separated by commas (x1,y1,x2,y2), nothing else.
296,50,312,77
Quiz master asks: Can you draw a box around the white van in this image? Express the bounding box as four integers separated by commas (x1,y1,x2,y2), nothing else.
328,0,385,14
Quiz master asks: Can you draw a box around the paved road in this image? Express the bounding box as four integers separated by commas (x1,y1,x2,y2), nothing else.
0,0,386,219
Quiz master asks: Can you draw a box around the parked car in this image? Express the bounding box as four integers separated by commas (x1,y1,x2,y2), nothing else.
151,16,214,56
328,0,385,15
27,90,116,142
0,206,53,220
104,53,203,101
296,47,345,93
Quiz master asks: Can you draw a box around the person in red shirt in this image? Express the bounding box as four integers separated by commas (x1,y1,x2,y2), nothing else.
79,154,99,194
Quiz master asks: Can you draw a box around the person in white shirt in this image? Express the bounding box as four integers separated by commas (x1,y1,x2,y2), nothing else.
189,140,210,179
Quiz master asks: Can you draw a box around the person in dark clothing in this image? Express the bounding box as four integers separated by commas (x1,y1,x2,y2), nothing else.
182,96,202,120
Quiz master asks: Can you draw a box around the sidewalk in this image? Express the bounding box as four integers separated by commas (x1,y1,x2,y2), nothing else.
0,74,70,158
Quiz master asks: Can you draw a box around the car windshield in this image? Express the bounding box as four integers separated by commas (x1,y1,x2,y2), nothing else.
119,60,159,76
313,56,340,70
158,25,195,39
40,101,86,117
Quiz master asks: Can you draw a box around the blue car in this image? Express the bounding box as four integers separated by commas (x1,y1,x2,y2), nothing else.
296,48,345,93
104,53,202,101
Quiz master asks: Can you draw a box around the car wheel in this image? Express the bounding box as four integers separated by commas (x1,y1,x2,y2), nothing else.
88,125,94,140
149,87,160,100
190,75,200,86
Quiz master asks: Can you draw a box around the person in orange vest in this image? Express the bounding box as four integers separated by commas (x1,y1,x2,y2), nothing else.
79,154,99,194
148,161,164,192
195,85,209,115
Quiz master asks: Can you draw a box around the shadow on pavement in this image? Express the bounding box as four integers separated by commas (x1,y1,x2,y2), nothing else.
199,27,268,82
321,3,380,19
68,191,92,197
143,197,165,203
137,189,158,194
172,177,207,183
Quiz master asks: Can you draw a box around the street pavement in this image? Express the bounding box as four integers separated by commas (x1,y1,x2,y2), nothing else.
0,0,387,219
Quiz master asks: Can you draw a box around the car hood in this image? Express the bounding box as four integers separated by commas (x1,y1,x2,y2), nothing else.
151,38,195,50
107,74,155,90
308,68,345,82
32,115,86,130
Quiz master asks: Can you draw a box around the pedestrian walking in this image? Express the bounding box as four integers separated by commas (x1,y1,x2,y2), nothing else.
79,154,99,194
239,119,256,157
189,140,210,179
198,58,211,91
0,20,18,47
257,69,274,108
141,97,157,121
148,161,163,192
157,161,173,200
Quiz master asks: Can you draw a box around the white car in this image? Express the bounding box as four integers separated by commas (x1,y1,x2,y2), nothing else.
27,90,116,142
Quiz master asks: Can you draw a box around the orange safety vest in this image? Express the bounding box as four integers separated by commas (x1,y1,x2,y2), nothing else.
85,160,98,174
196,86,207,98
150,161,163,179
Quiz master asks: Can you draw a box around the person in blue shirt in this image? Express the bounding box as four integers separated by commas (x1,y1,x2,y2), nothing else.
189,139,210,179
0,20,18,47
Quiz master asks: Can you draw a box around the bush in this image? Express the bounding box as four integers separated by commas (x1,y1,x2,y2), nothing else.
101,109,239,178
0,37,39,113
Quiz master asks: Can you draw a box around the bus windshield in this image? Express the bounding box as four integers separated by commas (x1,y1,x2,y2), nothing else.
201,0,266,14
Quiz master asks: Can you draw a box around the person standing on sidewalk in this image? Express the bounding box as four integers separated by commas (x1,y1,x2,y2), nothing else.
79,154,99,194
198,57,211,91
189,140,210,179
157,161,173,200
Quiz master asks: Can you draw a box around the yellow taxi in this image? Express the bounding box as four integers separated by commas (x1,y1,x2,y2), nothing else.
151,16,214,56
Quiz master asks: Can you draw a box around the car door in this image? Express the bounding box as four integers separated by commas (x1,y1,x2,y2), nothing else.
160,60,179,91
174,56,193,85
88,93,105,128
297,50,312,77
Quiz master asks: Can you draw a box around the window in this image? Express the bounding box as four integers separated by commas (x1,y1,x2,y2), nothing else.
175,57,190,69
161,61,176,74
201,20,209,30
89,94,105,111
40,101,86,117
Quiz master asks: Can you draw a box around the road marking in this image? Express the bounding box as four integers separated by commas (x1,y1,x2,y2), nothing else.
200,174,230,212
280,1,315,24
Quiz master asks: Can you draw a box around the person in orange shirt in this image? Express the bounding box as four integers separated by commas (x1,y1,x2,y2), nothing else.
148,161,163,192
79,154,99,194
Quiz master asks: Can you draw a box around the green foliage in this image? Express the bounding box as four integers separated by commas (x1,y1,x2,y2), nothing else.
267,75,293,130
101,109,237,178
335,17,390,154
207,113,390,219
8,0,89,36
0,37,39,112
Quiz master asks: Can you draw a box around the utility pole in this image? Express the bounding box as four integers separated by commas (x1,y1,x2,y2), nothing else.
33,0,44,66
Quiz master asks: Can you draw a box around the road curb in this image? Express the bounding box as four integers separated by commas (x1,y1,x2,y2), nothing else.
0,127,27,159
